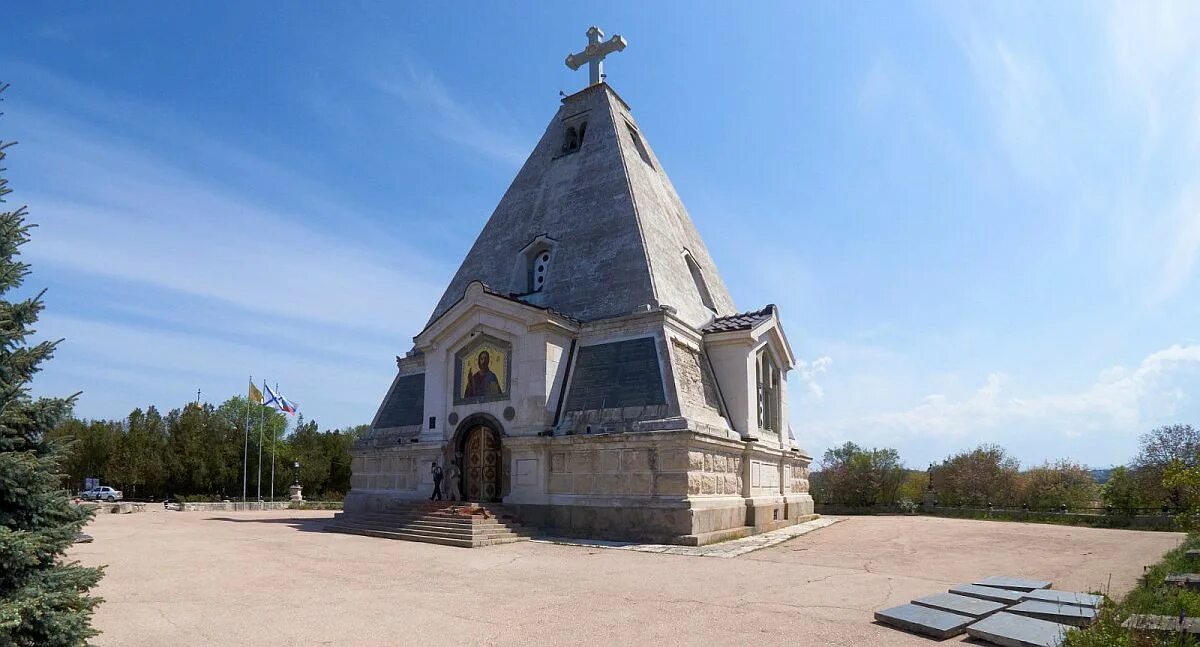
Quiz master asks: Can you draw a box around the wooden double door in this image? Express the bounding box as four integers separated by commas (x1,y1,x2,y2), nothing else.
462,425,501,502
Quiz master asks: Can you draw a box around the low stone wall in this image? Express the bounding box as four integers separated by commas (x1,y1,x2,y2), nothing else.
80,501,148,514
813,503,1177,531
176,501,342,512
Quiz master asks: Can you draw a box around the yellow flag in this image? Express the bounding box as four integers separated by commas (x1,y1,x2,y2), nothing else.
248,381,263,405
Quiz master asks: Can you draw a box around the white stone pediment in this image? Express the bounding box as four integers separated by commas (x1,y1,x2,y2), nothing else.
415,281,578,349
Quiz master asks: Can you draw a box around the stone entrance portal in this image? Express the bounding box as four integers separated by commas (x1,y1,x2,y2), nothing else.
460,424,502,502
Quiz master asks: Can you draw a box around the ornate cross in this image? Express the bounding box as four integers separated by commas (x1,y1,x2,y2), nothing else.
565,26,627,87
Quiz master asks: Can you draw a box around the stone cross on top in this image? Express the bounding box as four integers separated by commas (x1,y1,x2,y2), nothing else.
565,26,627,87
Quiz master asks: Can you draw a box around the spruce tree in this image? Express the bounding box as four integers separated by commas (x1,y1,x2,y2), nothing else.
0,83,102,646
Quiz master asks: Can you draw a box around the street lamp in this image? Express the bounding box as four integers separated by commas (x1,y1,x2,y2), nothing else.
292,461,301,486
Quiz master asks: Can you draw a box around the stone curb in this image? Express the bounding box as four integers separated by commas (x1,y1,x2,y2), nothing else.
532,516,844,558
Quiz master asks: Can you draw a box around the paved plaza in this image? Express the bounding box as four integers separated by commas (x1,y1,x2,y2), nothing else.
70,510,1181,646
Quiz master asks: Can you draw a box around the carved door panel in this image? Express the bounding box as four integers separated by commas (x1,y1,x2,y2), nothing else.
465,426,500,502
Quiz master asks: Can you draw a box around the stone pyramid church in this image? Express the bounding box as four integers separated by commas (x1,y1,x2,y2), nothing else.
346,27,813,545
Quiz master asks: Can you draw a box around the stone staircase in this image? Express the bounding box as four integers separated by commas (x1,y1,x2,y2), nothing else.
325,502,532,548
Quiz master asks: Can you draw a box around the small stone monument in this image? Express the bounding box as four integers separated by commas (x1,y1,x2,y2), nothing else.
923,463,937,512
289,460,303,502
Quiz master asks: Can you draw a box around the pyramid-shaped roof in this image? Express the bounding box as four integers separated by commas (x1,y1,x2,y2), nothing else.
427,83,736,330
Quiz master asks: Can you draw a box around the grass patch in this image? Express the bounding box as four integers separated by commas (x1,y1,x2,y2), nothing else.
1065,534,1200,646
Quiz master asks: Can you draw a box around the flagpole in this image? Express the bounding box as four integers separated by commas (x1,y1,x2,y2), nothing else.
243,375,251,503
259,379,266,506
271,382,279,502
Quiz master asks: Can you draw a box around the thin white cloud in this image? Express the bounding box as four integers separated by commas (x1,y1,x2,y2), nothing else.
793,356,833,402
370,60,530,166
14,109,441,336
940,3,1200,303
809,344,1200,444
40,313,387,426
6,74,448,428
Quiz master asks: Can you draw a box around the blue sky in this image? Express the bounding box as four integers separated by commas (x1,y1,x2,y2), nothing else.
4,2,1198,469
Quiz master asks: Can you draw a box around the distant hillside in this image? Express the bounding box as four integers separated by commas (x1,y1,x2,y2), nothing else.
1090,468,1115,484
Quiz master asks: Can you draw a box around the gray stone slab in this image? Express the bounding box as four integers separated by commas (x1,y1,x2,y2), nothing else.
1020,589,1104,608
1166,573,1200,587
1008,600,1097,627
874,603,975,639
1123,614,1200,634
966,612,1069,647
950,583,1024,603
974,575,1054,592
912,592,1007,618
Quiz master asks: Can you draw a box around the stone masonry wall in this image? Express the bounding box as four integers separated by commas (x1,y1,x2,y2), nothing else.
349,451,420,492
669,338,730,432
547,442,689,497
686,448,743,496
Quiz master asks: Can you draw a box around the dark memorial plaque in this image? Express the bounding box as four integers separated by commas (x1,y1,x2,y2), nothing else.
375,373,425,428
565,337,666,412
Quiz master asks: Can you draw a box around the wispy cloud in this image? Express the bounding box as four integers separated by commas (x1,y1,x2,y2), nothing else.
793,356,832,403
1103,1,1200,302
8,73,447,427
369,60,531,166
15,110,441,336
809,344,1200,448
938,3,1200,304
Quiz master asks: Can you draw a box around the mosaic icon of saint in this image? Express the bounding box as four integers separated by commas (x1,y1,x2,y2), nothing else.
464,350,502,398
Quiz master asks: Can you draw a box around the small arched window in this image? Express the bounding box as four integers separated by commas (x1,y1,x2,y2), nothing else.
529,248,552,292
684,252,716,313
757,349,782,432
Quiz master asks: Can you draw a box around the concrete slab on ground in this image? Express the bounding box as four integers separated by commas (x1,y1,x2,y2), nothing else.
911,592,1007,618
966,611,1069,647
1007,600,1097,627
875,603,974,639
1019,589,1103,608
974,575,1054,592
950,583,1024,603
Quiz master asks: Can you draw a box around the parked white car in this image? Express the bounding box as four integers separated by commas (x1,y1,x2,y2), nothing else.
80,486,123,502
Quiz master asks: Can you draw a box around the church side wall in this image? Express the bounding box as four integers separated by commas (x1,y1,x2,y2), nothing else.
500,430,813,545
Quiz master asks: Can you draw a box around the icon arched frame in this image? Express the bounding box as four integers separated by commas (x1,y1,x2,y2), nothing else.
453,335,512,405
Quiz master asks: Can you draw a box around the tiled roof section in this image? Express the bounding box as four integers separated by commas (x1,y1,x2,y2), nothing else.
700,304,776,334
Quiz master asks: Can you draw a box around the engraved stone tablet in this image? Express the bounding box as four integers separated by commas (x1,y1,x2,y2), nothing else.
950,583,1024,603
912,592,1007,618
974,575,1054,592
1008,600,1097,627
874,603,975,639
1020,589,1103,608
966,612,1069,647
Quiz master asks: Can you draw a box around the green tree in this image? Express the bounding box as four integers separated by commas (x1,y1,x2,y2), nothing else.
1018,460,1098,510
1101,466,1142,515
896,470,929,503
931,444,1020,507
1131,424,1199,510
815,442,905,506
0,84,103,644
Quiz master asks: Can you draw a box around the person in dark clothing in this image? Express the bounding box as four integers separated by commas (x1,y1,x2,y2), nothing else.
430,460,444,501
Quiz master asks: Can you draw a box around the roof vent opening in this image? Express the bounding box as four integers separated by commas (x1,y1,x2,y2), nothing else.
684,252,717,313
561,121,587,155
625,120,654,168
